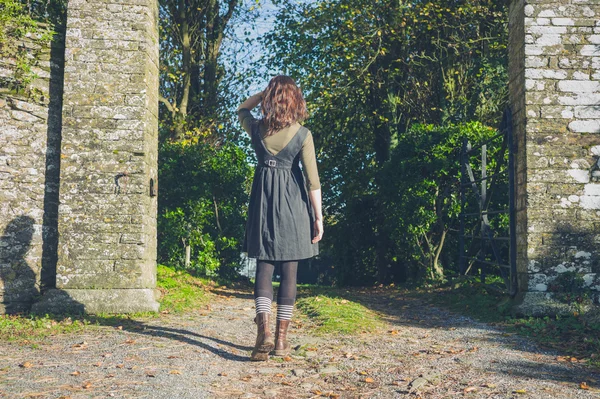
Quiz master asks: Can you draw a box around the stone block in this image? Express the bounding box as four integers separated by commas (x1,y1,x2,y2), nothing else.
31,288,159,314
568,120,600,132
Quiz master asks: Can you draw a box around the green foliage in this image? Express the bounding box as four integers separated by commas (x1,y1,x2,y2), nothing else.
384,122,500,281
323,122,499,285
156,264,211,313
0,0,60,91
263,0,509,283
158,140,251,278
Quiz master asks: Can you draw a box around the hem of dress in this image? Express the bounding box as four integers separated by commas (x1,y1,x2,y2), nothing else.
245,251,319,262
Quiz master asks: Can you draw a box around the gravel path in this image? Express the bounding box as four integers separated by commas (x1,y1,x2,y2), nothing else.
0,286,598,398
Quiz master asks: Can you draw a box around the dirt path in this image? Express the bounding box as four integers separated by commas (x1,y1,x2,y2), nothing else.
0,286,598,399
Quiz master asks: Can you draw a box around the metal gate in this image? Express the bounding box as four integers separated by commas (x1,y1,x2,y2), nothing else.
458,108,517,296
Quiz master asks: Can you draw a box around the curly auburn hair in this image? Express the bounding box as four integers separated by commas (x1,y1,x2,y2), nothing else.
261,75,308,136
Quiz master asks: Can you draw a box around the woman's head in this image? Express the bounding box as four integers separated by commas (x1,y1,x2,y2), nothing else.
261,75,308,136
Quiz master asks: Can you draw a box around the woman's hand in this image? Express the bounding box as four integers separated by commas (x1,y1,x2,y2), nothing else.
309,189,323,244
312,218,323,244
237,91,264,111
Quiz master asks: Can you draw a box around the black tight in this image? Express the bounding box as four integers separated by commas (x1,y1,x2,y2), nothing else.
254,260,298,306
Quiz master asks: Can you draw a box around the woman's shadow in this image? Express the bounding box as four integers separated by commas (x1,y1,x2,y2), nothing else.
0,216,39,314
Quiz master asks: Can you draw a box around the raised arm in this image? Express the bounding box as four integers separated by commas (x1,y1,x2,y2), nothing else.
237,92,263,135
238,91,263,112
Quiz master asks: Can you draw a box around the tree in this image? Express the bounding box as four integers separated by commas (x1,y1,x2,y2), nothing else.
159,0,240,141
262,0,508,283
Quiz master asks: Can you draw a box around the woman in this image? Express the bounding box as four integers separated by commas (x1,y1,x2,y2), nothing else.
238,75,323,361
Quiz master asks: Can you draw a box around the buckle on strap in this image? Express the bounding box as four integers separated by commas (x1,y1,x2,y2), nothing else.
266,159,277,167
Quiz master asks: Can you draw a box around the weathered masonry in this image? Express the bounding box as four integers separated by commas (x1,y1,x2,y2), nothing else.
509,0,600,315
1,0,160,314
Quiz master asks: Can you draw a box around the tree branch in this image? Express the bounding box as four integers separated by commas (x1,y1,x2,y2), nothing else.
159,96,176,117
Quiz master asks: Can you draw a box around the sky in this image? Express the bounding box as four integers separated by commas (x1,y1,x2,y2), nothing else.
225,0,281,96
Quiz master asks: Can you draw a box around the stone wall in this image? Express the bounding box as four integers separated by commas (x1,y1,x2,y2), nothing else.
509,0,600,315
0,34,64,313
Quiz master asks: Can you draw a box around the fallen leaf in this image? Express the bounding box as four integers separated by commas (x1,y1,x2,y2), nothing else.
167,355,178,359
105,373,115,378
92,362,102,367
169,370,182,375
82,381,92,389
275,373,285,378
146,371,156,377
364,377,375,383
513,389,527,394
241,375,252,382
72,341,88,348
218,372,228,376
464,386,477,393
580,382,589,390
482,383,496,388
307,347,318,351
283,355,292,361
389,330,399,335
70,371,81,376
340,299,348,304
311,389,322,396
19,362,33,368
358,371,368,375
116,364,124,369
124,339,136,344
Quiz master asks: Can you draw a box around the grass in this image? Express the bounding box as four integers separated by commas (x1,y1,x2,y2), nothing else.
295,285,384,335
413,276,600,369
156,264,212,313
0,264,213,342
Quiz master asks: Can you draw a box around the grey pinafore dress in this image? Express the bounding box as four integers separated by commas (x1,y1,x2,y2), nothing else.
243,123,319,261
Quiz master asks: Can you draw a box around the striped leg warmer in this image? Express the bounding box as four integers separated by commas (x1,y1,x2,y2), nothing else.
255,296,272,315
276,304,294,321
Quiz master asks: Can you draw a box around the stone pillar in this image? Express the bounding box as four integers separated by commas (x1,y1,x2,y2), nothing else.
509,0,600,315
33,0,160,313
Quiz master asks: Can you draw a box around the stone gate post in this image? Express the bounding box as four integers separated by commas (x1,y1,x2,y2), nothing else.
509,0,600,315
33,0,160,313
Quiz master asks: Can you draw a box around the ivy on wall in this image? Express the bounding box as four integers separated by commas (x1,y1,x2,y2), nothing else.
0,0,59,93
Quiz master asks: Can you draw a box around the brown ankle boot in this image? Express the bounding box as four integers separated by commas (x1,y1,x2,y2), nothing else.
250,312,274,361
273,319,291,356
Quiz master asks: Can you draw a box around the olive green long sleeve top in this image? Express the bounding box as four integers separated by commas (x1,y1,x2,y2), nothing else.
238,108,321,191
